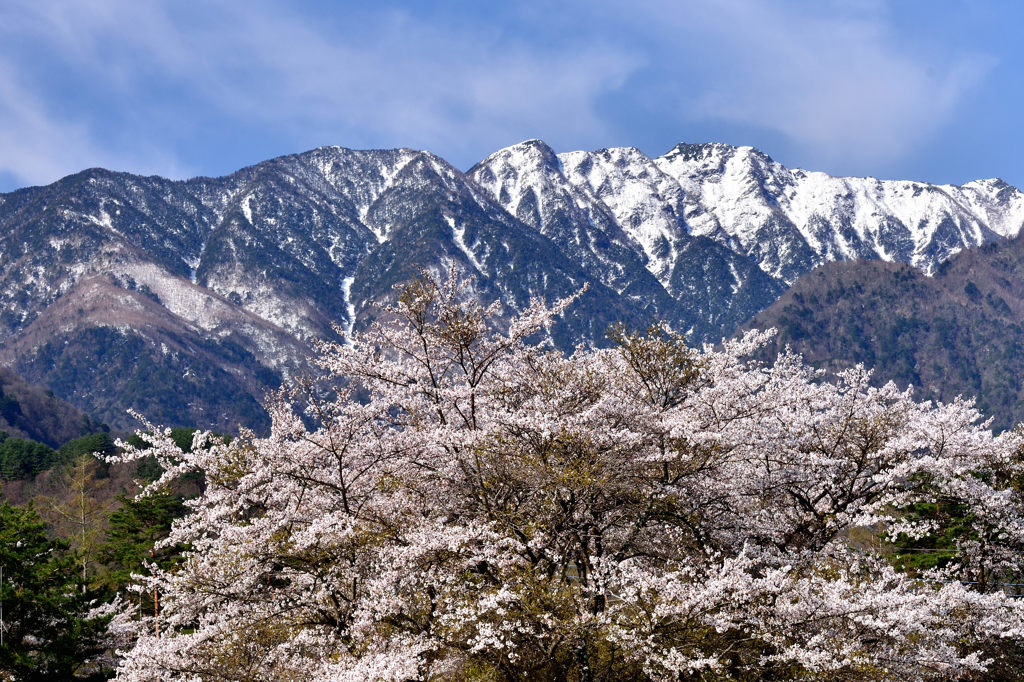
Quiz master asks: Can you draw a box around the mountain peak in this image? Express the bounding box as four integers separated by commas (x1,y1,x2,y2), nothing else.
514,138,558,154
662,141,738,162
660,141,783,170
473,139,561,171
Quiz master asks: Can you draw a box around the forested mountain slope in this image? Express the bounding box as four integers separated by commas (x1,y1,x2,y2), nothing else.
0,366,104,447
745,233,1024,430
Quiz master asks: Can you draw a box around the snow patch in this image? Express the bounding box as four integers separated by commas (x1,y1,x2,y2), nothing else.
242,194,255,224
447,215,484,272
727,259,740,296
341,275,357,345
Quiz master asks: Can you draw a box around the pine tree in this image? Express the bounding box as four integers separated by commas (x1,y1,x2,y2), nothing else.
100,489,186,616
0,501,109,679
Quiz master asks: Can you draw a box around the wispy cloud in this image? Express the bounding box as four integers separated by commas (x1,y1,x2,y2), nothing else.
0,0,640,186
188,3,640,159
0,59,191,187
618,0,996,171
0,0,1002,189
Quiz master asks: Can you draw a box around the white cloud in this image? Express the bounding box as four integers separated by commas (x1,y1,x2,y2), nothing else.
0,60,191,187
198,4,639,159
626,0,996,170
0,1,205,186
195,3,640,162
0,0,997,187
0,0,642,184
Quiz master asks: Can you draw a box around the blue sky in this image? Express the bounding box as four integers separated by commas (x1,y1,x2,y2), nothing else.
1,0,1022,192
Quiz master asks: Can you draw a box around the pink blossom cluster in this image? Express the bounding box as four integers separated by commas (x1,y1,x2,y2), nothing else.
111,270,1024,680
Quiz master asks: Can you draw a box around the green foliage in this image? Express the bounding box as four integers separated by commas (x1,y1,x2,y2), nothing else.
0,436,56,480
126,427,215,491
0,431,116,481
58,432,116,460
0,501,110,680
0,421,210,676
135,455,163,483
889,499,972,574
170,427,199,453
99,490,187,607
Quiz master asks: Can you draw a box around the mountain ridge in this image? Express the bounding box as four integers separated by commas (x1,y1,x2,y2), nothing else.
0,365,104,448
2,139,1023,431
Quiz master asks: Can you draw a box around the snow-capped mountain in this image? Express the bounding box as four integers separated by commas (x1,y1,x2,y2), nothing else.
659,143,1024,279
469,141,786,340
2,140,1022,431
473,139,1024,291
0,146,642,431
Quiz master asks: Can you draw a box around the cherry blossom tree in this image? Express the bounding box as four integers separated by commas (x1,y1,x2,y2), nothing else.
111,269,1024,681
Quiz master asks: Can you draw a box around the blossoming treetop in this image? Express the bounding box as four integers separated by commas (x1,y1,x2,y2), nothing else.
112,269,1024,681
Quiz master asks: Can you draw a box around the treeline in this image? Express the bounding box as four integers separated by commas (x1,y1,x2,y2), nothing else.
0,427,202,679
0,431,116,480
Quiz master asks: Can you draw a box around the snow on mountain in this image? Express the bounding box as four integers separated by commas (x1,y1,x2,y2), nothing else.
3,139,1023,432
556,145,689,289
468,141,777,340
468,140,639,291
654,143,1024,280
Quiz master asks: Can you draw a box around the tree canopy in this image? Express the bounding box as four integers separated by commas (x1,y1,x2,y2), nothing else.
109,271,1024,681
